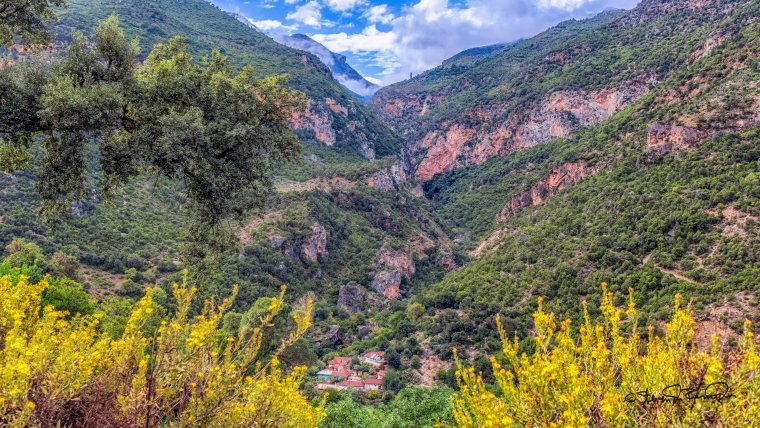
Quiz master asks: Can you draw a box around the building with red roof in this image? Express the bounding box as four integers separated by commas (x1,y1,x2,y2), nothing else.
339,380,364,390
363,351,386,367
328,357,351,370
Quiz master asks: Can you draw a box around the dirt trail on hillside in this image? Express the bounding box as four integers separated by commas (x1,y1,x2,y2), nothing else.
642,253,704,286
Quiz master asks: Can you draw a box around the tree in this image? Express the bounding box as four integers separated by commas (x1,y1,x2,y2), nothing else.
382,370,405,393
4,237,44,268
410,355,421,369
0,0,66,47
0,16,306,252
385,348,401,369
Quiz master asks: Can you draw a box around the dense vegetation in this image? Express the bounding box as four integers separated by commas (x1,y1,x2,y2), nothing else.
373,0,745,146
454,288,760,427
0,268,324,427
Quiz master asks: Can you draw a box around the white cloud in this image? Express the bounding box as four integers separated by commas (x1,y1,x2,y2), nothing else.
286,0,329,27
324,0,366,12
538,0,591,10
286,1,328,27
313,25,396,53
252,19,298,31
313,0,641,84
363,4,395,24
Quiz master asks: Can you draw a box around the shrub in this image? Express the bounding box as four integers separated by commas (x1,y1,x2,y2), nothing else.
452,284,760,427
0,273,324,427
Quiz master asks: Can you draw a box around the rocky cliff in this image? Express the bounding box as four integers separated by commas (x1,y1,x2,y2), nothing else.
301,223,329,262
411,78,653,181
371,0,736,183
496,161,601,222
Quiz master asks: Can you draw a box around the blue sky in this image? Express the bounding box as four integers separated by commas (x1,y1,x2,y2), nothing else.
208,0,641,85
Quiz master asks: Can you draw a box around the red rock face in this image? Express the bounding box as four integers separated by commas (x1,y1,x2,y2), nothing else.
290,100,337,146
371,93,446,126
412,77,654,182
301,223,328,262
377,246,415,279
645,122,707,154
496,161,601,222
371,270,402,299
326,97,348,115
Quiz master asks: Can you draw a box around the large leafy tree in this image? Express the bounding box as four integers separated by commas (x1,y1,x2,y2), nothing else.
0,0,65,47
0,16,305,251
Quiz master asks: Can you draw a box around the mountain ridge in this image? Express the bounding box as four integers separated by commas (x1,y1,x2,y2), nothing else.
228,12,380,99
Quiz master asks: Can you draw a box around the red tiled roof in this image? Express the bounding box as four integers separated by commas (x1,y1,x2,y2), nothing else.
328,357,351,367
332,369,350,378
364,351,385,358
363,378,383,385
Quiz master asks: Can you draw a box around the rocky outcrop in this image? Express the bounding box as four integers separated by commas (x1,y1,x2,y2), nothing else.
372,93,446,125
301,223,328,262
324,325,343,347
367,152,413,192
290,100,337,146
689,31,730,62
496,161,601,222
377,246,415,279
413,76,654,181
326,97,348,115
436,247,457,271
266,234,300,262
371,270,402,299
645,122,707,155
337,282,366,314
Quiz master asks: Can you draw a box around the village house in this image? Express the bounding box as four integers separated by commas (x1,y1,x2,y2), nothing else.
314,351,386,392
363,351,385,367
362,378,383,390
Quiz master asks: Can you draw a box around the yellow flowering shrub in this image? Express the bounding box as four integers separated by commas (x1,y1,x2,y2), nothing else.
452,284,760,427
0,272,324,428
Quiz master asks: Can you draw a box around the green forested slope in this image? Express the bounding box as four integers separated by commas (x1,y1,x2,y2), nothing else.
417,0,760,350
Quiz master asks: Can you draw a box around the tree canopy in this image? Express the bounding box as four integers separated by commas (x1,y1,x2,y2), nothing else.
0,16,306,250
0,0,66,47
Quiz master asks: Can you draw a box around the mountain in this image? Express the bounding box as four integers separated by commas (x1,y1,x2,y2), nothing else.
271,33,380,99
371,3,742,181
413,0,760,350
227,12,379,99
53,0,399,161
0,0,453,344
3,0,760,422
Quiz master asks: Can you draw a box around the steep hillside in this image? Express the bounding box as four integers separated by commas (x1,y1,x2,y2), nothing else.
372,0,744,181
417,0,760,351
54,0,399,160
0,0,452,364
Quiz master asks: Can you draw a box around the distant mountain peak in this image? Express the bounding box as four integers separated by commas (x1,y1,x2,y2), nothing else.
228,12,379,99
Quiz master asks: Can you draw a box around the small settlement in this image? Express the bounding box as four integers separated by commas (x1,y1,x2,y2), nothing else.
315,351,386,392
